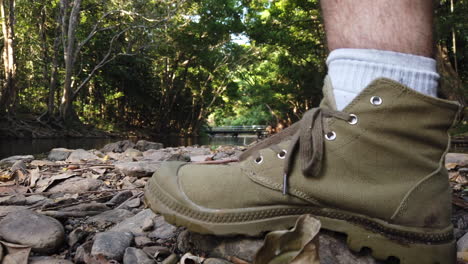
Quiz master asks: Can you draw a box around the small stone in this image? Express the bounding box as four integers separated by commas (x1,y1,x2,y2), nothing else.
148,216,177,240
142,246,171,258
167,153,191,162
74,241,92,263
143,150,172,161
0,155,34,167
106,190,134,206
204,258,233,264
190,155,212,162
0,205,27,217
133,178,148,188
47,177,102,193
91,231,133,261
318,231,379,264
29,256,74,264
101,140,135,153
212,152,231,160
123,247,156,264
25,195,48,205
125,197,141,208
48,148,73,161
11,160,27,172
111,209,156,235
0,194,26,205
135,236,154,247
68,228,89,247
135,140,164,151
458,232,468,252
124,148,143,158
115,161,161,177
66,149,99,163
86,209,135,228
0,209,65,253
177,231,262,262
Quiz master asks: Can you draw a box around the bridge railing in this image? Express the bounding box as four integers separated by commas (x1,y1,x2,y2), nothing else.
208,125,268,132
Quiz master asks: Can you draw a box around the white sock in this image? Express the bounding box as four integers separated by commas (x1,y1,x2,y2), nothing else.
326,48,439,110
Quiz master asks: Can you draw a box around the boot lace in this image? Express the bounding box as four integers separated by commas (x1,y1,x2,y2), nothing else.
239,107,352,195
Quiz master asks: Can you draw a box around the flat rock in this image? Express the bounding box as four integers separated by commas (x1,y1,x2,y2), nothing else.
124,148,143,158
111,209,157,235
142,150,172,161
123,247,156,264
48,177,102,193
91,231,133,261
177,231,262,262
106,190,134,206
135,140,164,151
0,205,27,217
135,236,154,247
86,209,135,228
0,209,65,253
458,232,468,252
148,216,177,240
29,256,74,264
446,153,468,167
48,148,73,161
319,232,380,264
101,140,135,153
0,155,34,166
66,149,99,163
115,161,161,177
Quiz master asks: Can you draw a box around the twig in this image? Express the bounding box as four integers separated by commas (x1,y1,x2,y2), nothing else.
40,210,105,218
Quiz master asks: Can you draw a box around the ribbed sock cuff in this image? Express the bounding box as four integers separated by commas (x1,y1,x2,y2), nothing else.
326,48,439,110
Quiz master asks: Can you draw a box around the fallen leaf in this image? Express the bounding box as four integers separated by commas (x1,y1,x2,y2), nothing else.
253,215,321,264
35,173,77,193
180,252,204,264
29,168,41,187
0,173,13,182
0,241,31,264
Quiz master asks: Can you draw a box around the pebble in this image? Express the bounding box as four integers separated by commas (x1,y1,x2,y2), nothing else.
48,148,73,161
91,231,133,261
86,208,135,228
47,177,102,193
177,230,262,262
67,228,89,247
29,256,74,264
135,140,164,151
124,148,143,158
0,155,34,166
148,216,177,240
0,209,65,253
123,247,156,264
106,190,134,206
458,232,468,252
111,209,156,235
135,236,154,247
142,246,172,258
101,140,135,153
204,258,233,264
115,161,161,177
66,149,99,163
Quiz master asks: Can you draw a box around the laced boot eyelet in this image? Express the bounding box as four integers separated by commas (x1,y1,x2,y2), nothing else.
370,96,382,105
325,131,336,141
348,114,358,125
254,156,263,164
277,150,287,159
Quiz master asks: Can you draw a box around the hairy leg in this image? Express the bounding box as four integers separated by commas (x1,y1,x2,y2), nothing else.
321,0,434,57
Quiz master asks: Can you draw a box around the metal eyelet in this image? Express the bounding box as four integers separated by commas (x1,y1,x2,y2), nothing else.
325,131,336,141
370,96,382,105
348,114,358,125
277,150,287,159
254,156,263,164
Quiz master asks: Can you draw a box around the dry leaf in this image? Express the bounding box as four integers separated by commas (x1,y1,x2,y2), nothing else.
35,173,76,193
29,168,41,187
253,215,321,264
0,173,13,182
0,241,31,264
180,252,204,264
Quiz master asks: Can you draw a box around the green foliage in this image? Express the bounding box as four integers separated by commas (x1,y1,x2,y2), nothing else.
1,0,467,135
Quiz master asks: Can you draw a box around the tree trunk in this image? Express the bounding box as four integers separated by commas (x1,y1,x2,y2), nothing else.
0,0,16,115
59,0,81,125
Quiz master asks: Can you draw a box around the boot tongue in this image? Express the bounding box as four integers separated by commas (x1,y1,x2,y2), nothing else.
319,76,338,111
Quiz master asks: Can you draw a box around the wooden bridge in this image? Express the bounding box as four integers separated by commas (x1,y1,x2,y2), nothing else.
206,125,268,138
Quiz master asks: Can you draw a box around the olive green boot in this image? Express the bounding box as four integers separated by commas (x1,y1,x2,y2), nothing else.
145,78,462,264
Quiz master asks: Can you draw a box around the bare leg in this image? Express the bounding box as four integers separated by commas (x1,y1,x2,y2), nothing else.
320,0,438,110
321,0,434,57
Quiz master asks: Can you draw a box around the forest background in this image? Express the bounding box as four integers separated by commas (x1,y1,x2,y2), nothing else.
0,0,466,138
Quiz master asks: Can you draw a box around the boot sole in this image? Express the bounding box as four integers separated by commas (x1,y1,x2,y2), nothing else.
145,178,456,264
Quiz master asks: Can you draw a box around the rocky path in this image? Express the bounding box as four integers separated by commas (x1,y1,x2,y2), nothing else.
0,140,467,264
